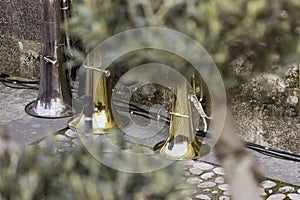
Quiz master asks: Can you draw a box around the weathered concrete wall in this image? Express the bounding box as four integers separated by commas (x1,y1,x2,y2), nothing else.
0,0,41,79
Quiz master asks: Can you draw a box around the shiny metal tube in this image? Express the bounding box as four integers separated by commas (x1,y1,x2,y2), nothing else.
154,79,207,160
25,0,73,118
68,65,130,134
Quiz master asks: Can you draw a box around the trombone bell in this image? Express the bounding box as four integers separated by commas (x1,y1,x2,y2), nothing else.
68,68,129,134
155,81,202,160
25,0,72,118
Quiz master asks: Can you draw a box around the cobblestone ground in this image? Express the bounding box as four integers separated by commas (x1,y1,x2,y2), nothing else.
180,160,300,200
38,129,300,200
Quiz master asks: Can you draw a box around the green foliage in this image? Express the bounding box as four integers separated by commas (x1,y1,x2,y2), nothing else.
0,137,184,199
68,0,300,77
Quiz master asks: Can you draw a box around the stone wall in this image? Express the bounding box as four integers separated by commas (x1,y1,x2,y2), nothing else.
0,0,41,79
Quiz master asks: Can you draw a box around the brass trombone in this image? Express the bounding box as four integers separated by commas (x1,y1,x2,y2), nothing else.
68,64,130,134
25,0,73,118
154,74,210,160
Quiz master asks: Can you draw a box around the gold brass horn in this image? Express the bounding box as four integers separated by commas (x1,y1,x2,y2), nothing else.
68,65,130,134
154,79,203,160
25,0,73,118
